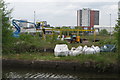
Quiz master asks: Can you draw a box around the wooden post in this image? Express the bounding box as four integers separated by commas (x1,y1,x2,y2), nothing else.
77,30,79,36
67,31,69,36
52,29,53,39
42,26,45,40
82,30,84,39
94,30,96,42
42,22,46,40
60,29,62,40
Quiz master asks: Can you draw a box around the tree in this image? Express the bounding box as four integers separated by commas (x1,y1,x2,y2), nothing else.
115,20,120,51
55,27,61,29
1,0,13,53
99,29,108,36
117,24,120,54
115,8,120,61
75,26,82,29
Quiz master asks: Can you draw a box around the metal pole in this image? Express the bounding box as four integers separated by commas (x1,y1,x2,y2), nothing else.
34,11,37,36
34,11,36,24
110,14,111,39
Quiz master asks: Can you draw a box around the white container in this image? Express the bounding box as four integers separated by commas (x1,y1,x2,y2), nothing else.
70,46,83,56
54,44,69,57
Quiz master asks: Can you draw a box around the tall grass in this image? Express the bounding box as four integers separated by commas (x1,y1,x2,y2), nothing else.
3,32,117,54
3,33,68,54
3,52,118,64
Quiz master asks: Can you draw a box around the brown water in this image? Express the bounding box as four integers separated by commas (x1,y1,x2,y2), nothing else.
2,67,120,79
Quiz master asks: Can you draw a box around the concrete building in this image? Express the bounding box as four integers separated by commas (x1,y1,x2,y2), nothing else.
118,1,120,18
94,25,115,34
82,8,91,27
77,8,99,28
77,10,82,26
90,10,95,27
94,11,99,25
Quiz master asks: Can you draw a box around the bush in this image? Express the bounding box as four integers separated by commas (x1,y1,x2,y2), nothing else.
99,29,109,36
115,17,120,61
3,32,69,54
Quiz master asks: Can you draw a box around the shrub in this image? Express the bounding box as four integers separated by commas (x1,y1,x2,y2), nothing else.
99,29,109,36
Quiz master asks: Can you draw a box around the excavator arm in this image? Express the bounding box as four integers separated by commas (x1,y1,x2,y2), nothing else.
12,19,36,37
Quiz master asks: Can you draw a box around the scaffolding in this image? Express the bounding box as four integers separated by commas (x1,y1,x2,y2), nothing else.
36,28,96,42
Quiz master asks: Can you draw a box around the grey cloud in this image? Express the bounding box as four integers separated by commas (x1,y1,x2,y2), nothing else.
8,2,118,26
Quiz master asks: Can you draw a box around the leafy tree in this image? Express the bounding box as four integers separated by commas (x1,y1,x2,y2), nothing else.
115,8,120,61
75,26,82,29
117,28,120,54
61,26,71,29
55,27,61,29
115,19,120,51
99,29,108,36
1,0,13,53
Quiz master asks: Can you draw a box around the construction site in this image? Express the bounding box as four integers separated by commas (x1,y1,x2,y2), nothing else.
10,8,116,55
2,0,120,79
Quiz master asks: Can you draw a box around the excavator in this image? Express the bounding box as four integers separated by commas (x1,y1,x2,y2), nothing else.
12,19,48,37
12,19,37,37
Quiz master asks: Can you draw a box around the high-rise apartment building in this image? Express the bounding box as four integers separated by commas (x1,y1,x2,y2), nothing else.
82,8,91,27
77,8,99,28
77,10,82,26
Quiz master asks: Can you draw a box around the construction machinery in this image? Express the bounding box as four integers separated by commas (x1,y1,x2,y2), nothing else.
12,19,50,39
12,19,37,37
12,19,97,42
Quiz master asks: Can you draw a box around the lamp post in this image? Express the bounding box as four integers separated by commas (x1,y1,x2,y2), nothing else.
34,11,36,24
110,14,111,39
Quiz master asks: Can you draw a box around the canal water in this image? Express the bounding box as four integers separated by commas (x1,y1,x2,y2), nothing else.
2,67,120,79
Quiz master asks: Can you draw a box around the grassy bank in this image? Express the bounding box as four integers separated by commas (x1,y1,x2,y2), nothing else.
3,33,118,65
3,52,118,64
3,31,116,54
2,32,118,65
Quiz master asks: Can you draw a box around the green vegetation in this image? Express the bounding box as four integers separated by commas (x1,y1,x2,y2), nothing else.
2,52,118,64
115,20,120,52
1,0,119,68
2,33,68,54
115,14,120,61
99,29,109,36
1,0,14,54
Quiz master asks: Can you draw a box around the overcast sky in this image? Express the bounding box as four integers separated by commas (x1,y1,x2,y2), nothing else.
5,0,120,27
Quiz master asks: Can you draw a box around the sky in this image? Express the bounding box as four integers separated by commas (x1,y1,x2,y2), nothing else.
5,0,120,27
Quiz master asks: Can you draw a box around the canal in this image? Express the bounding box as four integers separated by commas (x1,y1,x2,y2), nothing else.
2,67,120,79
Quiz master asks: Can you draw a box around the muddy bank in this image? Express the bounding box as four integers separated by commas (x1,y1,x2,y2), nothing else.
38,48,54,52
2,59,120,73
